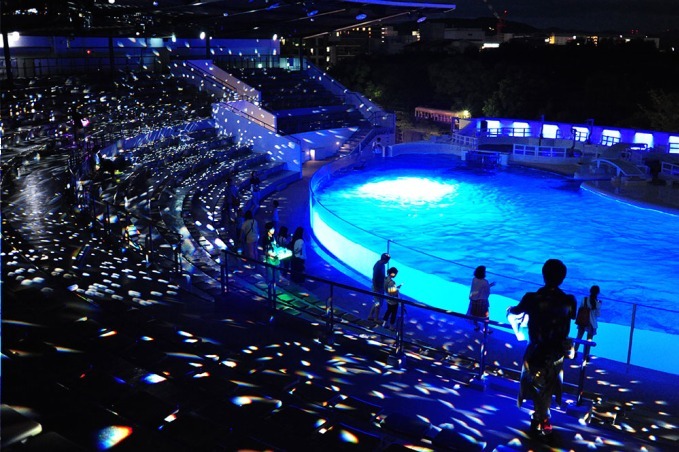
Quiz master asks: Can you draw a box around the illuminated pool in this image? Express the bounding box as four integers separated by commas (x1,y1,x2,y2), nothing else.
311,153,679,335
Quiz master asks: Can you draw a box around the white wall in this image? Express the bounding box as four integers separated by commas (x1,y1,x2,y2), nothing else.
212,103,302,172
293,127,355,160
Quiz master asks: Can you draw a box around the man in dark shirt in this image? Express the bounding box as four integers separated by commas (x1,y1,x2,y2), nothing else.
368,253,390,322
507,259,576,436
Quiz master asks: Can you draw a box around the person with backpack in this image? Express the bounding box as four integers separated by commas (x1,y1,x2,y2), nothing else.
467,265,496,332
507,259,577,437
574,285,602,353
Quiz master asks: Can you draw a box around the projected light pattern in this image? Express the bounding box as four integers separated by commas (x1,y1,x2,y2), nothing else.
3,57,676,452
96,426,133,450
313,154,679,335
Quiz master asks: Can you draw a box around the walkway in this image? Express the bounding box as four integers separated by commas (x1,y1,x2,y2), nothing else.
591,158,646,178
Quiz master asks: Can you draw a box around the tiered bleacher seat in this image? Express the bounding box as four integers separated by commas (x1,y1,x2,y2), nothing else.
215,65,369,134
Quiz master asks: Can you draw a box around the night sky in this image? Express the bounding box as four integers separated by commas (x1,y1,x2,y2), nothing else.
449,0,679,34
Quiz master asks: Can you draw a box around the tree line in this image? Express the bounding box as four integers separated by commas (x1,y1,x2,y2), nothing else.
328,40,679,132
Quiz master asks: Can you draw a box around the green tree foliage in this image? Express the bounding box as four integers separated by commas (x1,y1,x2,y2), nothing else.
482,67,550,119
428,55,493,114
327,42,679,131
639,90,679,133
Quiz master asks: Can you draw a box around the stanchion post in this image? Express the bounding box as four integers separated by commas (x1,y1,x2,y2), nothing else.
387,298,406,368
174,239,181,276
220,249,228,294
396,301,405,356
577,341,594,406
267,262,277,314
326,284,335,344
626,304,637,373
104,202,111,237
224,249,229,292
148,225,154,262
479,321,489,379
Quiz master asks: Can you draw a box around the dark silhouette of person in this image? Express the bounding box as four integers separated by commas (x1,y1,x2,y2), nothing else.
507,259,576,437
645,159,663,185
250,171,261,206
467,265,495,332
368,253,390,322
263,221,280,299
290,226,306,284
372,137,384,156
239,210,259,265
382,267,401,330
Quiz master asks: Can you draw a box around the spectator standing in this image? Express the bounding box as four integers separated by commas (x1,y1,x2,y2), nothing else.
277,226,291,274
290,226,306,284
382,267,401,330
263,222,280,299
467,265,495,332
250,172,261,208
240,210,259,266
372,137,384,157
368,253,390,322
574,285,602,353
227,177,240,218
507,259,577,437
271,199,280,234
233,207,244,249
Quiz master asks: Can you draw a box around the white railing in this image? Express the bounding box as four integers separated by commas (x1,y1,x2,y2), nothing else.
513,144,569,158
450,132,478,149
661,161,679,179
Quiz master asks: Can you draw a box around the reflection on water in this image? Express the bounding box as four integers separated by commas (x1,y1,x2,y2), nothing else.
315,154,679,334
356,176,457,204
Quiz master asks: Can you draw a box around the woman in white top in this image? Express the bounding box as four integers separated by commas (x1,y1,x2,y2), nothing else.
467,265,495,332
574,285,602,352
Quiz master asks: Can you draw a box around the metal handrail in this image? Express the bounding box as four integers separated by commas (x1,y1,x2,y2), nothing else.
217,247,596,399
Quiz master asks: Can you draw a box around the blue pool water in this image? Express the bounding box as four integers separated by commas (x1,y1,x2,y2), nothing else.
314,154,679,335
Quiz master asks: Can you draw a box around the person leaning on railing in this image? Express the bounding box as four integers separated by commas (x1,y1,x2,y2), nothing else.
574,285,602,353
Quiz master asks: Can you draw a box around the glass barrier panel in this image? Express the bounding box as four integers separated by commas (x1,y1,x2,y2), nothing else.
626,303,679,375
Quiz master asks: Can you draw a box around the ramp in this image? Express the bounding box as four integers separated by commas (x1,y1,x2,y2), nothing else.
591,158,647,179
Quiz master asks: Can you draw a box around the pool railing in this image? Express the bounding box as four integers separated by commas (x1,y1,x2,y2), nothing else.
308,147,679,376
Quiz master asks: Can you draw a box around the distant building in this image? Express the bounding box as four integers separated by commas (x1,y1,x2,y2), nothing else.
415,107,471,125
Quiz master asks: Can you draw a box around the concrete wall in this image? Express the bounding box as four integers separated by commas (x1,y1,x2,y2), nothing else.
212,103,302,172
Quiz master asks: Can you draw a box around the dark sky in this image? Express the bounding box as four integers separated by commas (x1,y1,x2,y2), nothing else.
450,0,679,34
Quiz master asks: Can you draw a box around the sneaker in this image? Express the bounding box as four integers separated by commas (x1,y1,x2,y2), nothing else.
531,417,552,436
540,419,553,435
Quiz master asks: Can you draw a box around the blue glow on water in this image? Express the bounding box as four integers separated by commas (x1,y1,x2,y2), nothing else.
313,154,679,335
357,177,456,204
